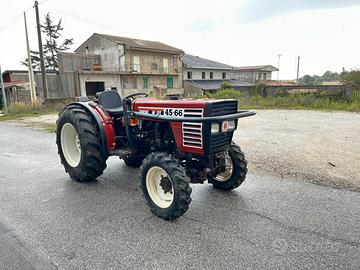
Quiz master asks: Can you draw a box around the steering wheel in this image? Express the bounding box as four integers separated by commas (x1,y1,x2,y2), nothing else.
124,92,148,102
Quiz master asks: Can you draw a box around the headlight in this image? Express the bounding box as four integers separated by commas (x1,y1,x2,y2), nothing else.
211,123,220,134
228,120,236,130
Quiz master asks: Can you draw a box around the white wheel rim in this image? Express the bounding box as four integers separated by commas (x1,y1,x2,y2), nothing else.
215,154,233,182
146,166,174,208
60,123,81,167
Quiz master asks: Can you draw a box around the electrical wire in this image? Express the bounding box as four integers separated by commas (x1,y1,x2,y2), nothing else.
0,0,51,32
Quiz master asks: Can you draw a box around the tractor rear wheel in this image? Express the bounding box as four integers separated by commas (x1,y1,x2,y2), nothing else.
140,152,192,220
208,142,247,191
56,105,107,182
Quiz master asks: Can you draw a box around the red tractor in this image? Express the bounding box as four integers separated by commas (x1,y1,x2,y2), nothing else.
56,90,255,220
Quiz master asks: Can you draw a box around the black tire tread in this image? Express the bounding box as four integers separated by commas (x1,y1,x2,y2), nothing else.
123,153,144,168
56,105,107,182
140,152,192,220
208,142,247,191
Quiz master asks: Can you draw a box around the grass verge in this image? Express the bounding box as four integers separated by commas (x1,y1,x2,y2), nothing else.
0,101,60,122
205,89,360,112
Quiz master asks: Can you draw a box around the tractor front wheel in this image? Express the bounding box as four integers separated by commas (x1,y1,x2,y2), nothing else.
208,142,247,191
56,105,108,182
140,152,192,220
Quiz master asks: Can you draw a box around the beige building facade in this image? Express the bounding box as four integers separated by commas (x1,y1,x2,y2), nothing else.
68,33,184,97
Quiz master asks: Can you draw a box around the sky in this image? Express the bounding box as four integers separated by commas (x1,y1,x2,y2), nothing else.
0,0,359,80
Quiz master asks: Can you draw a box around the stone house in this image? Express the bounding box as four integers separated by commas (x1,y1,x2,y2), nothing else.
59,33,184,97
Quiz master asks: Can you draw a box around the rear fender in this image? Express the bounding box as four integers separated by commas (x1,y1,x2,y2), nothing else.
64,102,116,156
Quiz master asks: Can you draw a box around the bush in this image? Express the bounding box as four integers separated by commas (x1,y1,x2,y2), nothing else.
208,89,241,99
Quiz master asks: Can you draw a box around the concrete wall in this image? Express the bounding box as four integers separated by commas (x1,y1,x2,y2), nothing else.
184,80,203,97
59,72,77,97
8,72,61,98
122,74,182,96
58,52,100,72
78,73,122,96
124,50,182,74
76,34,120,71
185,68,231,80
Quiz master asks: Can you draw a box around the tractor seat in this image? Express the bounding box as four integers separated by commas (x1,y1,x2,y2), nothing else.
97,90,123,117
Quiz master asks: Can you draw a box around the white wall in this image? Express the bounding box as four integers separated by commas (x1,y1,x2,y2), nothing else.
184,68,231,80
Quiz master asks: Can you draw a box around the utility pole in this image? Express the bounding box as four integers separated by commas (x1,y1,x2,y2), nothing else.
24,11,37,104
296,56,300,85
34,0,48,99
0,65,8,114
277,54,282,81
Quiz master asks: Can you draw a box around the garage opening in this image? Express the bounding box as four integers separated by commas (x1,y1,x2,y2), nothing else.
85,81,105,96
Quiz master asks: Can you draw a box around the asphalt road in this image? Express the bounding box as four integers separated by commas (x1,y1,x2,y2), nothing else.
0,122,359,270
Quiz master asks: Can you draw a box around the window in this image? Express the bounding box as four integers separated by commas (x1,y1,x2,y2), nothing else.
163,58,169,73
167,77,174,88
187,71,192,79
263,73,267,80
143,77,148,89
210,72,213,79
151,63,157,69
133,56,140,72
222,72,226,79
258,72,262,80
202,72,206,79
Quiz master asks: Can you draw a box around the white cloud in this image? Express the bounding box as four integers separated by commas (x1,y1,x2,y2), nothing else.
0,0,359,79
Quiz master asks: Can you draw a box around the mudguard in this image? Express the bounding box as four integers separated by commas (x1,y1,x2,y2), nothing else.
65,102,116,156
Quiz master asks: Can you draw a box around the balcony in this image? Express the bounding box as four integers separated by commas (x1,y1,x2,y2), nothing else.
119,64,180,75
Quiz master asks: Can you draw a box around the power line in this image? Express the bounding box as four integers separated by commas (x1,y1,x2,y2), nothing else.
54,8,121,33
0,0,50,32
0,6,32,32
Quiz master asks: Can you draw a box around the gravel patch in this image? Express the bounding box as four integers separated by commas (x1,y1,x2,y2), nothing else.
234,109,360,191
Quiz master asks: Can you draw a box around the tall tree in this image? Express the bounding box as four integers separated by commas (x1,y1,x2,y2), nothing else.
42,13,73,70
22,13,74,71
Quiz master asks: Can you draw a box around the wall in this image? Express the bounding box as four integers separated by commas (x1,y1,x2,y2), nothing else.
185,68,231,80
8,71,61,98
124,49,182,74
58,52,100,72
184,80,203,97
76,34,120,71
78,73,122,96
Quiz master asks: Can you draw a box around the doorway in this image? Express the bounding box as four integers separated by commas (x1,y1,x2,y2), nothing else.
85,81,105,96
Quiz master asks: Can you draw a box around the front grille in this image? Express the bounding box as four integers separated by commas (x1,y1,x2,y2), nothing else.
182,108,203,149
209,100,238,116
210,133,233,154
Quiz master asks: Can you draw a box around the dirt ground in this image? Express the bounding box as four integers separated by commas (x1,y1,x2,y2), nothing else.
234,110,360,191
12,109,360,191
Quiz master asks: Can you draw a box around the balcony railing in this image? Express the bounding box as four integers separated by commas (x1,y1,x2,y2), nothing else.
120,64,180,75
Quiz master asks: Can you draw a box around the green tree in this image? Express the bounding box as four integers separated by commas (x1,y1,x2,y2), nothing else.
341,70,360,90
22,13,74,71
21,50,41,70
220,81,232,90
